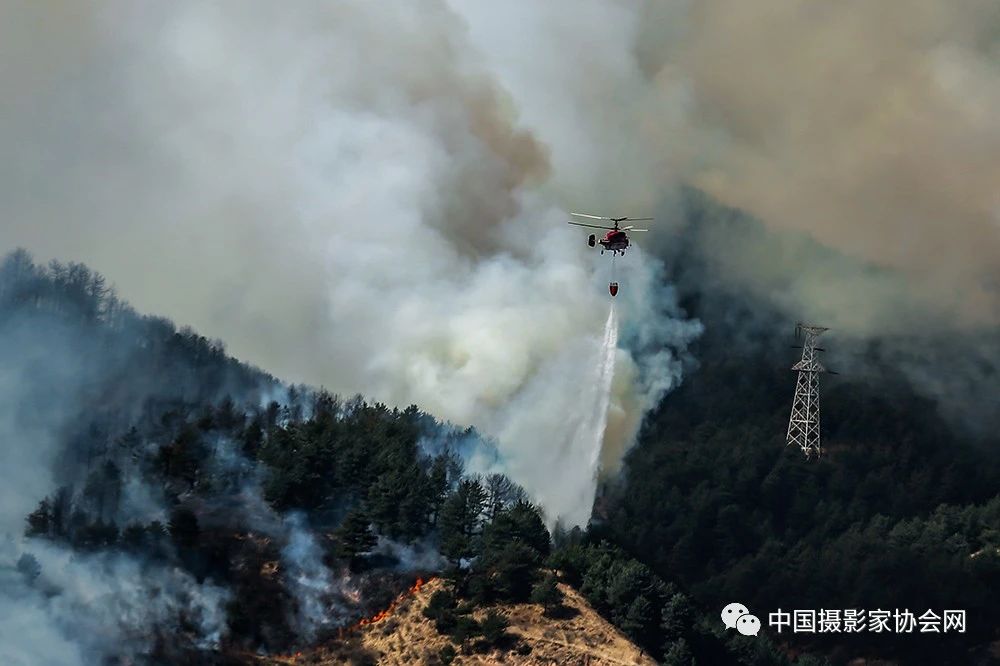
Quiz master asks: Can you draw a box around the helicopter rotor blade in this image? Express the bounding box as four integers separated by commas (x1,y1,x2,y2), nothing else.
567,221,615,230
623,217,653,222
621,226,648,232
571,212,614,220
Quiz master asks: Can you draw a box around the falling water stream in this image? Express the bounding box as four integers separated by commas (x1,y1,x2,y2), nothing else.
574,303,619,484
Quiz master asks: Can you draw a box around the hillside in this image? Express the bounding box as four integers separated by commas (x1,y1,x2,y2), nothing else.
598,194,1000,665
3,251,718,665
251,577,656,666
6,242,998,666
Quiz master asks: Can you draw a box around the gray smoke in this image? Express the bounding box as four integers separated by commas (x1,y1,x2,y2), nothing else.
373,536,447,573
453,0,1000,335
0,0,699,525
281,513,345,641
0,540,229,666
451,0,1000,433
0,282,245,663
3,1,994,659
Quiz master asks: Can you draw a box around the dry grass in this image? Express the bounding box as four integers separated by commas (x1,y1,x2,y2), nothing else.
250,578,656,666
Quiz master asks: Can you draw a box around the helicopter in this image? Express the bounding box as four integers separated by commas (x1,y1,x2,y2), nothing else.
567,213,652,296
567,213,651,256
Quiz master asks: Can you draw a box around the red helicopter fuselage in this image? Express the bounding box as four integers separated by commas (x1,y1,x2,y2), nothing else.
588,229,630,254
600,229,629,251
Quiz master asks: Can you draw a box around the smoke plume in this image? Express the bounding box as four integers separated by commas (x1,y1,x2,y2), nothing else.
450,0,1000,435
0,540,229,666
0,0,699,524
454,0,1000,335
3,2,996,658
2,0,995,518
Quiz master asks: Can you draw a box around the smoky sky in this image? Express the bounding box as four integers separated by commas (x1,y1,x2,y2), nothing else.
0,0,703,527
3,1,996,519
455,0,1000,336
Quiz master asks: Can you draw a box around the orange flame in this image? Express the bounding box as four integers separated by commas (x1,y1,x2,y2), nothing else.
339,576,436,638
278,576,438,660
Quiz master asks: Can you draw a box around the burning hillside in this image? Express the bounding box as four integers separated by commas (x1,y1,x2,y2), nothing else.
246,577,655,666
344,577,434,635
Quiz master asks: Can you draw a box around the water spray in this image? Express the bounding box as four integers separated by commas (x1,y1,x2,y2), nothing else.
572,303,619,490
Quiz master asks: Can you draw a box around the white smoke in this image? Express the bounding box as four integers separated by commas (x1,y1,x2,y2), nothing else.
0,540,229,666
0,0,700,525
373,536,447,573
452,0,1000,334
281,514,345,641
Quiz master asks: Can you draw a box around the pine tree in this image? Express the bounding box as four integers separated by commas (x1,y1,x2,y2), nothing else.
480,610,509,645
530,572,563,615
661,591,694,641
481,500,550,558
481,541,539,603
662,637,696,666
50,487,72,539
439,479,487,561
483,473,527,521
620,595,654,644
25,498,53,537
426,455,451,525
335,508,377,561
423,589,458,633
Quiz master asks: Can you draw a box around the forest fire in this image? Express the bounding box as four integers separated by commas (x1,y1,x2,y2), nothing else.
342,576,435,636
271,577,436,664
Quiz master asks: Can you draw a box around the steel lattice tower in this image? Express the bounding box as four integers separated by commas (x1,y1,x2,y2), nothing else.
786,324,828,458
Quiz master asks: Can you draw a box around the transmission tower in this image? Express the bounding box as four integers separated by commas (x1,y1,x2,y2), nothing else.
786,324,829,458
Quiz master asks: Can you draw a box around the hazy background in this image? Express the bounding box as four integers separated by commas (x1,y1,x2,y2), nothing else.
4,3,998,663
2,0,998,515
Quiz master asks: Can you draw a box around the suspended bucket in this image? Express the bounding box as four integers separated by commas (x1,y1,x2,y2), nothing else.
609,282,619,297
